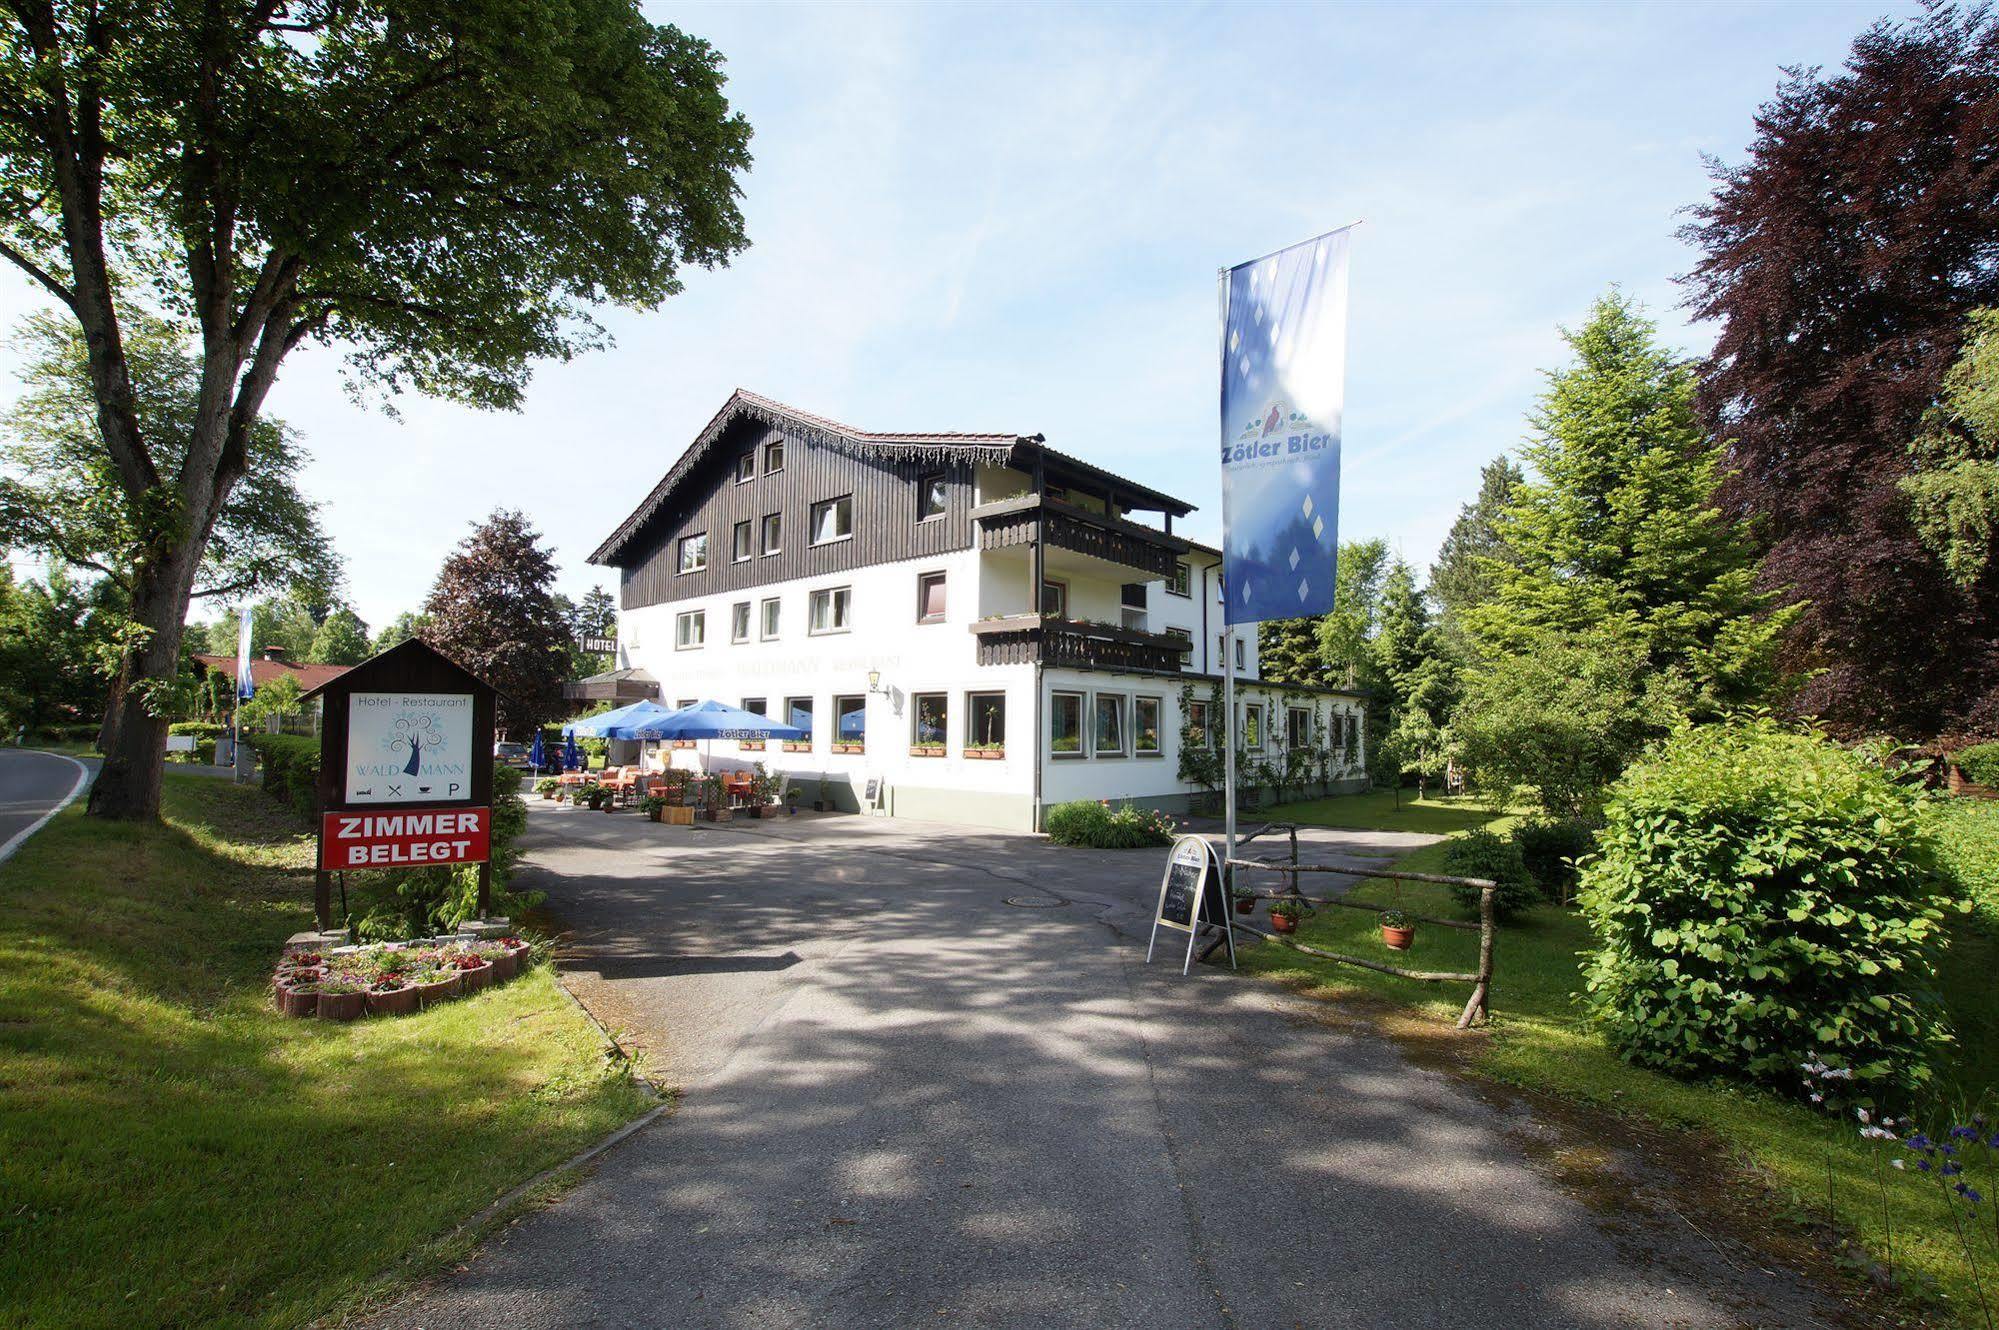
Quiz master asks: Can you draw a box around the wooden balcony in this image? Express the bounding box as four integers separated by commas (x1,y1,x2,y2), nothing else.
970,615,1191,673
971,494,1189,579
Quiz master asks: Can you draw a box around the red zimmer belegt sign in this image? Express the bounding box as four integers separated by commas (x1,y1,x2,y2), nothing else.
320,807,491,870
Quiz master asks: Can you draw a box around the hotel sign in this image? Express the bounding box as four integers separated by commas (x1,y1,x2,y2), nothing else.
320,807,491,870
343,691,475,805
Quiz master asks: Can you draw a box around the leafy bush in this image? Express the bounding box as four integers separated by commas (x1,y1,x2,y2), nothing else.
351,765,538,940
1932,797,1999,934
1439,827,1539,921
1043,799,1175,849
1512,816,1597,906
1953,740,1999,788
1578,721,1952,1099
247,733,321,818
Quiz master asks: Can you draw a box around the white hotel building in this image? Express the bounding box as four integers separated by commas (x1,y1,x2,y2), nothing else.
590,391,1368,831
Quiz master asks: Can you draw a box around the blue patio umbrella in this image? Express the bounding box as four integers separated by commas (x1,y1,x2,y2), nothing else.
562,732,582,772
527,731,546,773
624,699,803,743
562,698,676,738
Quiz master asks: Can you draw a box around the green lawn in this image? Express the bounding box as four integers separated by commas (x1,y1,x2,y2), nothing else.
0,774,654,1330
1243,789,1999,1328
1263,788,1519,836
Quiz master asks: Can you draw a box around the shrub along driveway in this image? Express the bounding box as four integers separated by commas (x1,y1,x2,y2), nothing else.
364,804,1843,1330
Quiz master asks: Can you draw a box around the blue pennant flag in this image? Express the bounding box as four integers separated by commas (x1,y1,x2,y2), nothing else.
1219,227,1351,627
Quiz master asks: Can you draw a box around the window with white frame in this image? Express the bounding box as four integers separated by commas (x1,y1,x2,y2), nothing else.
916,570,946,624
786,696,814,744
732,520,752,562
760,596,780,640
1135,696,1162,756
730,601,750,643
1287,706,1311,750
918,472,947,521
911,693,947,750
1187,699,1213,749
1165,626,1193,665
760,512,782,556
809,586,851,634
1050,691,1083,756
763,438,785,473
677,532,707,574
810,495,853,545
735,452,755,483
675,610,705,649
1234,637,1246,671
834,694,866,748
1094,693,1127,756
1167,562,1191,597
1243,702,1263,748
1041,579,1068,618
967,691,1006,752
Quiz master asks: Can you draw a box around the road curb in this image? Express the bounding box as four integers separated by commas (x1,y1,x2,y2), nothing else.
0,751,92,867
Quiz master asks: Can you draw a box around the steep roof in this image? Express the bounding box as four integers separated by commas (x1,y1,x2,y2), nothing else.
588,389,1195,567
193,654,351,695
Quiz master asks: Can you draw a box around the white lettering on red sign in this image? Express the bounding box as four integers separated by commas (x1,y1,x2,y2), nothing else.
320,805,492,871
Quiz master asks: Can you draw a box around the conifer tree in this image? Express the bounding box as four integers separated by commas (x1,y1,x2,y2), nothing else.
1429,455,1523,640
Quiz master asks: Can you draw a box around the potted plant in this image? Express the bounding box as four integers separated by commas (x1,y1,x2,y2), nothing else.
1269,897,1306,935
316,975,367,1022
1231,884,1257,915
451,947,496,993
490,936,527,982
642,792,668,823
811,775,829,813
535,777,560,801
784,783,800,816
1379,909,1415,951
367,974,420,1016
275,970,322,1018
585,782,609,811
412,961,460,1007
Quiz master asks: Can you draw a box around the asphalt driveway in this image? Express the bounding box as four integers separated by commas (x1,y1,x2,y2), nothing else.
365,803,1840,1330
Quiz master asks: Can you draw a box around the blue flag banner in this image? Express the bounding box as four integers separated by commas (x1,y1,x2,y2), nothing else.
235,604,256,701
1219,227,1351,627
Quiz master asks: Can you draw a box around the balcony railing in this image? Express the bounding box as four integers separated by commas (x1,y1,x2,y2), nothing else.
970,615,1190,673
971,494,1189,578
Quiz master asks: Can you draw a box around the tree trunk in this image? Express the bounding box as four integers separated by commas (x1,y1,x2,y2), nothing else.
87,552,203,821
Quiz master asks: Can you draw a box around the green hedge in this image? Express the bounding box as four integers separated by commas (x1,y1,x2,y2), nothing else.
247,733,321,819
1043,800,1176,849
1953,740,1999,788
1579,721,1952,1099
350,764,536,940
1440,827,1540,921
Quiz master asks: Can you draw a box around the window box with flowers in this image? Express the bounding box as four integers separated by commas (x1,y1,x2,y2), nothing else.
831,742,865,756
965,742,1006,760
782,740,811,753
909,744,945,758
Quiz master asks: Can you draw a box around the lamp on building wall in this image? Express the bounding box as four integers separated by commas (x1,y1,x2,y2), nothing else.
866,669,889,697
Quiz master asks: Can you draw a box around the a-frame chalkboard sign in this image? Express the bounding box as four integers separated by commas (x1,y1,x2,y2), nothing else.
1146,834,1235,976
299,638,500,930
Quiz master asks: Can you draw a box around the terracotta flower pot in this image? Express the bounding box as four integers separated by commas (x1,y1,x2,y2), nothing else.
1234,896,1255,915
416,973,461,1007
367,984,420,1017
458,959,495,993
1270,913,1298,935
317,989,366,1022
1380,925,1415,951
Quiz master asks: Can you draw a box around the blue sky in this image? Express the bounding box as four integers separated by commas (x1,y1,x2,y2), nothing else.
1,1,1905,631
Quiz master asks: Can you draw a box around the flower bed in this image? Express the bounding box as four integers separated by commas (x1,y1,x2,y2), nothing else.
271,936,533,1021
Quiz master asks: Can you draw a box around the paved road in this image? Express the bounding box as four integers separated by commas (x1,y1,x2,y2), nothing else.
366,805,1839,1330
0,748,91,863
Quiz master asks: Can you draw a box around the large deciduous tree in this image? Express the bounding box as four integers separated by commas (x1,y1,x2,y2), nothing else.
0,1,752,818
421,510,569,738
1682,4,1999,736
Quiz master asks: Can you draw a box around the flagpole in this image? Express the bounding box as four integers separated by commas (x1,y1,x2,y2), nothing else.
1218,267,1238,888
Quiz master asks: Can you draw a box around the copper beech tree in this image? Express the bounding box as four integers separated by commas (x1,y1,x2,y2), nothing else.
0,0,751,818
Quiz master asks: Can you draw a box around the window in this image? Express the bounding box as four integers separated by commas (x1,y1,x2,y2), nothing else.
1287,706,1311,750
1120,582,1147,631
1135,696,1162,755
918,471,947,521
760,512,782,556
911,693,947,751
1094,693,1127,756
916,571,947,623
675,610,705,650
760,597,780,640
1050,691,1084,756
732,520,752,562
786,696,815,744
1165,626,1193,665
1187,699,1213,750
743,696,769,749
1234,637,1246,670
1041,578,1068,618
1243,703,1264,748
735,452,755,483
764,439,785,473
809,586,851,634
730,601,750,643
834,694,866,750
677,532,707,574
810,494,853,545
1167,562,1192,598
967,692,1006,752
1344,712,1359,752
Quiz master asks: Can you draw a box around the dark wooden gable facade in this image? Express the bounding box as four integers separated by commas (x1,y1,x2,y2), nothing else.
600,396,1021,611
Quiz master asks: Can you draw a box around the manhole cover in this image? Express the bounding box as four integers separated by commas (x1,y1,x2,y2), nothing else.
1003,895,1068,908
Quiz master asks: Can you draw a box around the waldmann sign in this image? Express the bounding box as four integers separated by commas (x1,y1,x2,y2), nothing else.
320,808,491,870
344,691,474,804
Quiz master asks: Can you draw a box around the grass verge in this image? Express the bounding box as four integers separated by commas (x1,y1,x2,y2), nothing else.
1247,790,1999,1328
0,773,654,1330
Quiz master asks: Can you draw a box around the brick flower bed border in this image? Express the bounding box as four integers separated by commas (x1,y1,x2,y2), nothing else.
271,936,533,1022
